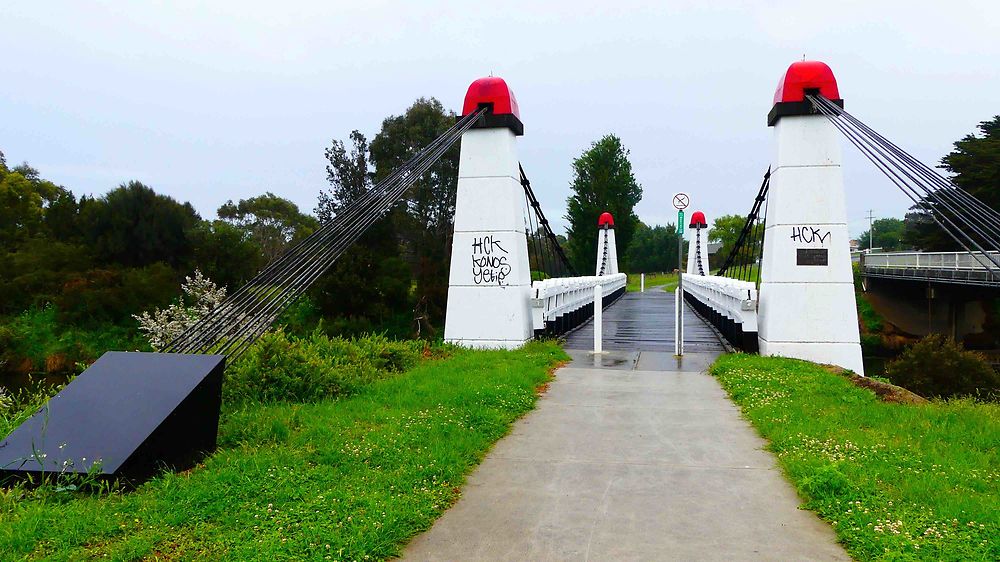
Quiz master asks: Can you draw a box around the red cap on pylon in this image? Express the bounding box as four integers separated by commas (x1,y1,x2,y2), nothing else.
768,60,844,126
463,77,520,118
462,77,524,135
689,211,707,228
598,212,614,228
773,61,840,104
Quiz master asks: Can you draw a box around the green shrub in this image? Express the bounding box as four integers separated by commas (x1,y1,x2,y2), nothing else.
55,263,179,327
0,307,147,374
855,292,883,333
886,334,1000,400
320,311,417,341
0,380,64,438
860,333,884,355
223,330,428,403
798,464,852,499
275,295,322,336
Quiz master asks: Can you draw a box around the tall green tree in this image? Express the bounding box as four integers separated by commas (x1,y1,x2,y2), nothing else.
82,181,200,268
624,222,680,273
218,192,317,263
564,134,643,274
316,130,373,222
942,116,1000,210
0,161,64,251
368,97,460,329
858,217,906,251
903,116,1000,250
313,130,412,326
188,220,264,288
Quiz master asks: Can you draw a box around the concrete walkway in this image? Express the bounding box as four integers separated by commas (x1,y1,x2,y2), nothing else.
402,350,848,561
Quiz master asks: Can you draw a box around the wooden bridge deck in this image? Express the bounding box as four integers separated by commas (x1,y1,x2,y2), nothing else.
563,288,724,353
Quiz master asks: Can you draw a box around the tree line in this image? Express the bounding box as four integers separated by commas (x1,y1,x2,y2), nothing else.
0,98,467,375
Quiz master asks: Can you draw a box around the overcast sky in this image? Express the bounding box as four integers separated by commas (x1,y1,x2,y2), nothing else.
3,1,998,238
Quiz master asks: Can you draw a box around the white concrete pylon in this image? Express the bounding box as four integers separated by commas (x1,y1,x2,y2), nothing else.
757,61,864,375
686,211,710,275
443,77,533,349
596,212,619,275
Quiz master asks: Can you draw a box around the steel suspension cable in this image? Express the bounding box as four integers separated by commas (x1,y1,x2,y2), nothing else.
809,95,1000,245
168,126,462,354
216,120,477,358
807,96,1000,272
812,96,1000,239
213,116,480,358
718,168,771,277
808,95,1000,271
165,109,485,356
163,115,476,353
519,164,576,277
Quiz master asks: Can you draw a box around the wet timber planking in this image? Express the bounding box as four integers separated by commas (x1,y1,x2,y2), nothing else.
563,288,724,353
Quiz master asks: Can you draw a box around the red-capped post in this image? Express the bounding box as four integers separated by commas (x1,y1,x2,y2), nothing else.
595,212,619,275
686,211,709,275
444,77,531,349
758,61,864,374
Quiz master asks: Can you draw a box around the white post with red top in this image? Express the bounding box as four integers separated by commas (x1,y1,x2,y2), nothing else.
686,211,710,275
444,77,534,349
595,212,619,275
757,61,864,375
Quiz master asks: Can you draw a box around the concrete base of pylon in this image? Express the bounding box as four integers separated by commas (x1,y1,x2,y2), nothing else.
758,339,865,375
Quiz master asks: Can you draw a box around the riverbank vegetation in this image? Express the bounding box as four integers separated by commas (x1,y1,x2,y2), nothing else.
0,336,567,560
711,354,999,561
0,98,465,384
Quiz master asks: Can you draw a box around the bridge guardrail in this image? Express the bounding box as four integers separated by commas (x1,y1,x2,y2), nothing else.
682,275,758,352
862,251,1000,287
531,273,626,336
864,251,1000,270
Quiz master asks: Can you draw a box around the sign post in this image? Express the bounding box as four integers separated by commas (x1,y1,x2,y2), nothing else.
672,194,689,357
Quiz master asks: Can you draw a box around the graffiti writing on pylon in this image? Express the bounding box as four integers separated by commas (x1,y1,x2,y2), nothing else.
790,226,831,244
471,235,512,285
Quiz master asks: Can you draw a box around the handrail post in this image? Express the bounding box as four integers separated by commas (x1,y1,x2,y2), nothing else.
593,283,603,354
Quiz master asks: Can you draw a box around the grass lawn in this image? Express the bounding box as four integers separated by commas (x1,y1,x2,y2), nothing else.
0,342,567,560
626,272,678,292
711,354,999,561
716,263,760,283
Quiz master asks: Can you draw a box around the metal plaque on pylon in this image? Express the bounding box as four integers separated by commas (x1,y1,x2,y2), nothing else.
677,210,685,234
672,193,690,210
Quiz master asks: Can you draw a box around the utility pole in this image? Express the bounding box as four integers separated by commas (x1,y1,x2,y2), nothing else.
866,210,876,252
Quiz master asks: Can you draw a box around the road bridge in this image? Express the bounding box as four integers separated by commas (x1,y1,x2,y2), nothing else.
862,251,1000,287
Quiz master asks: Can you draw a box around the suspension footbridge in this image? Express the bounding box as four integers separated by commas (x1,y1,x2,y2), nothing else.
1,61,997,561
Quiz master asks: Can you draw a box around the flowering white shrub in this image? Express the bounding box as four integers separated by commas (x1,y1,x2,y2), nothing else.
0,386,11,411
133,270,227,350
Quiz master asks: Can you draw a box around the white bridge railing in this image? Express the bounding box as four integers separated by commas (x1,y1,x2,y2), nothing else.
682,274,759,351
530,273,627,333
864,251,1000,270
